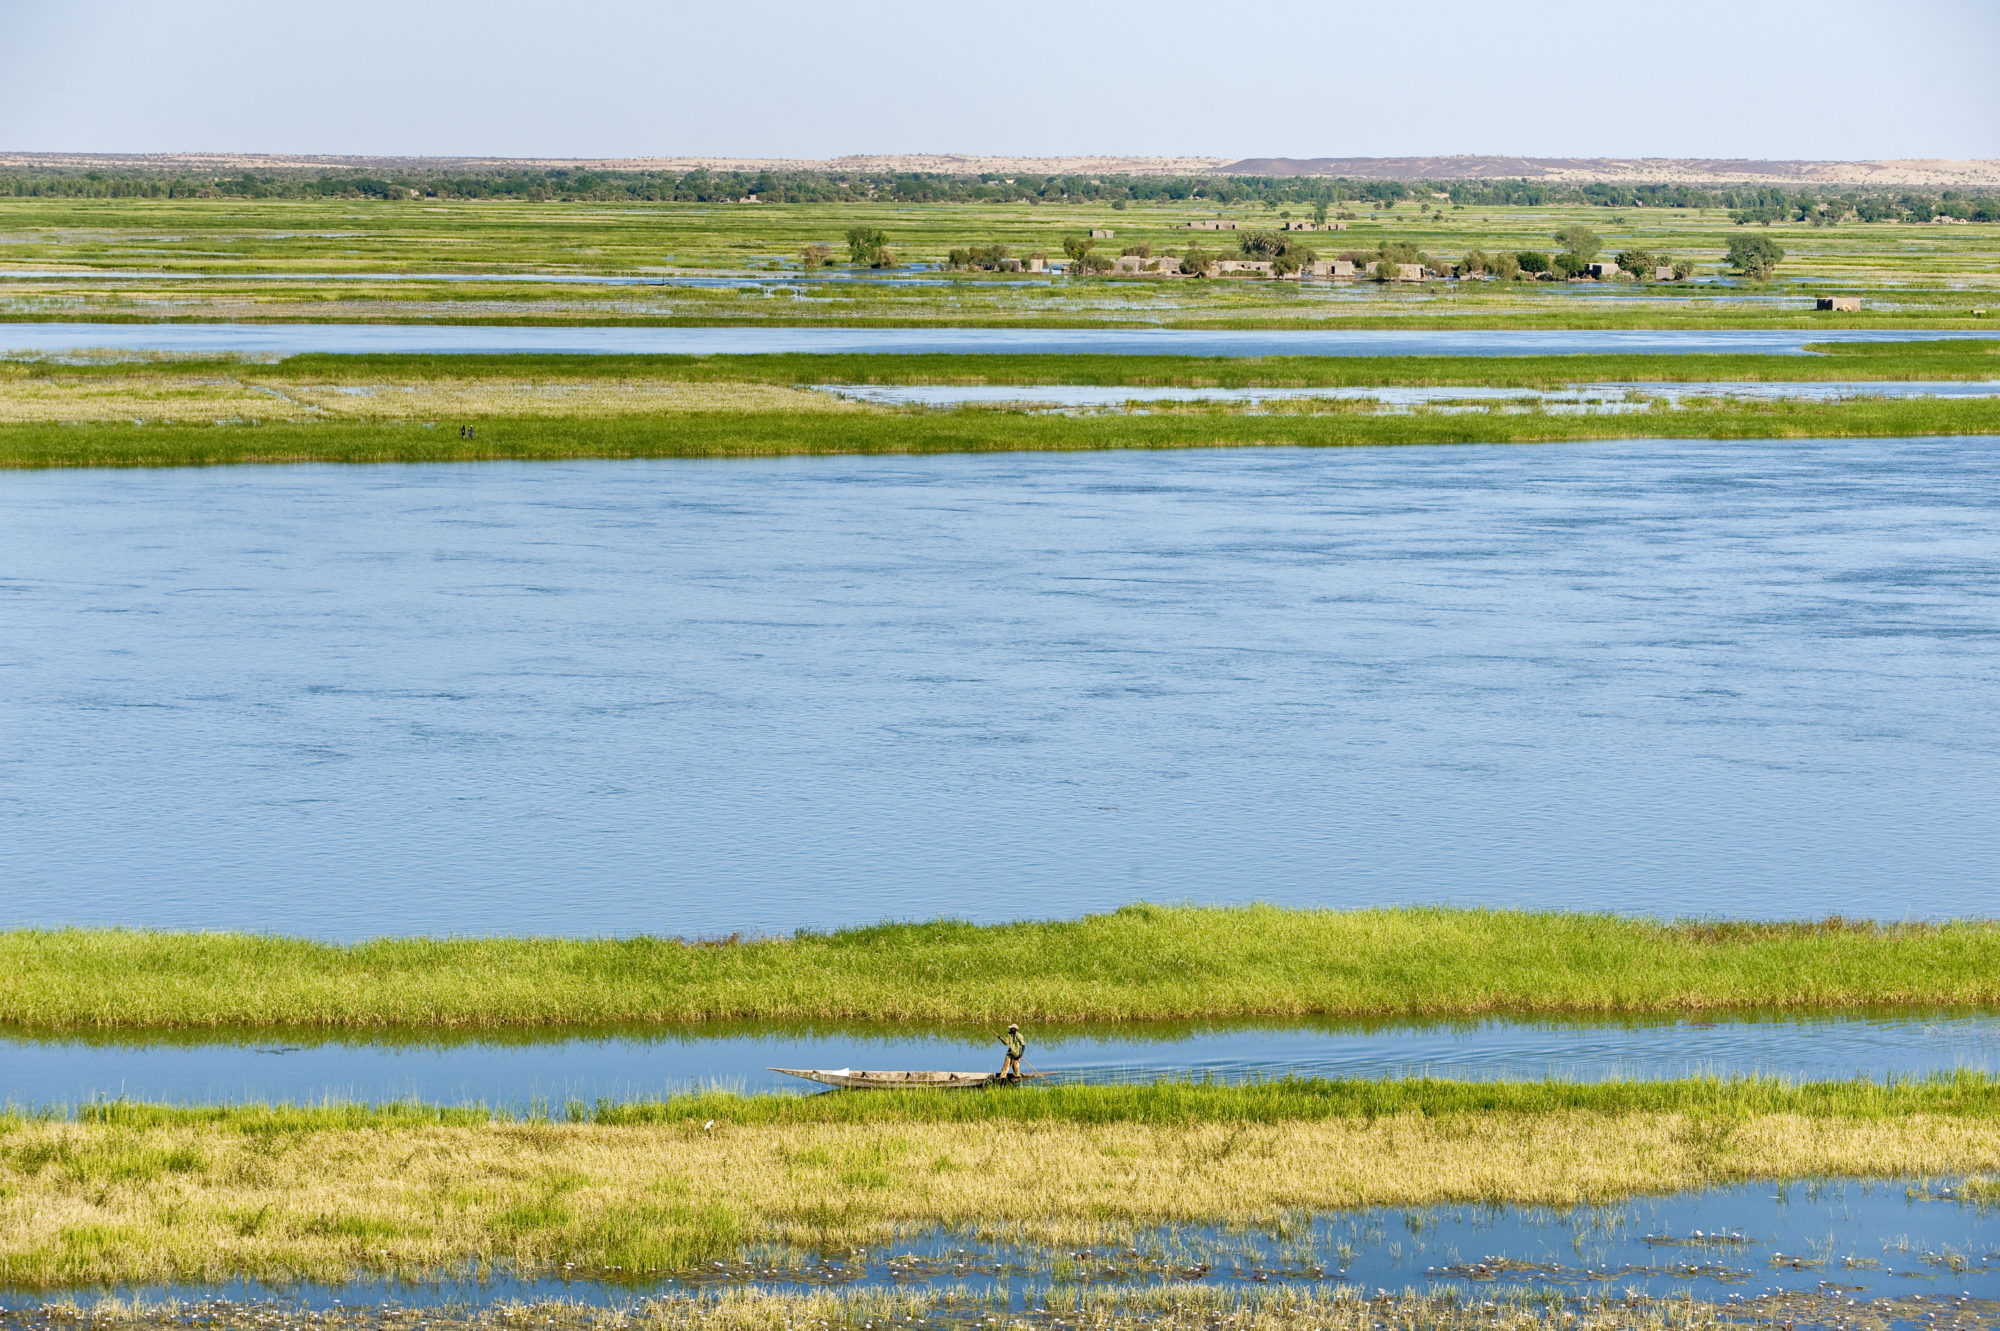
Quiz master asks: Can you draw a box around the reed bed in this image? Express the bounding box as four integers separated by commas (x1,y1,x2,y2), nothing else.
5,1078,2000,1287
6,906,2000,1031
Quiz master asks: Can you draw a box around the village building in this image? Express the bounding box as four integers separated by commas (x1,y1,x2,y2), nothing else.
1655,266,1677,281
1210,258,1275,277
1377,261,1424,282
1817,296,1863,311
1184,220,1239,230
1304,259,1357,279
1088,228,1115,239
1585,261,1620,280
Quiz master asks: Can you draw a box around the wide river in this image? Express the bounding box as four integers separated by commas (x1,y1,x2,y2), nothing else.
3,435,1997,937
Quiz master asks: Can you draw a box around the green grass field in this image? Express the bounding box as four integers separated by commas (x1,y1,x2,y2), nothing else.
9,906,2000,1031
1,196,1994,328
4,398,1996,468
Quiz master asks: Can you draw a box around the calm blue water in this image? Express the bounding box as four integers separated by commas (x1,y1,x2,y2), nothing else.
0,323,1989,358
3,437,1997,937
8,1012,2000,1109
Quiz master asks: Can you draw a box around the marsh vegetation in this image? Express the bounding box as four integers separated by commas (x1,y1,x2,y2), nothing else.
0,194,1993,329
11,907,2000,1030
9,1077,2000,1286
1,340,1998,467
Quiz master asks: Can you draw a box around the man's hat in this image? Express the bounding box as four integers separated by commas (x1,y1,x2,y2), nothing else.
1008,1023,1019,1030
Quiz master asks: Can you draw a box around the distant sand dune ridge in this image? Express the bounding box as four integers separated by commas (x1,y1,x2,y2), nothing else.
2,151,1996,187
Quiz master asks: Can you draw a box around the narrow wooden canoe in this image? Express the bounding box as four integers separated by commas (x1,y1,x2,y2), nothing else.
770,1067,1015,1090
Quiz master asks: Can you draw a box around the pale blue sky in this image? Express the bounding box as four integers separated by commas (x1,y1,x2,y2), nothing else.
1,0,1995,160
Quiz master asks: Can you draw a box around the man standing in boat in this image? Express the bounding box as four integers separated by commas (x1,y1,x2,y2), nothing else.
998,1023,1026,1079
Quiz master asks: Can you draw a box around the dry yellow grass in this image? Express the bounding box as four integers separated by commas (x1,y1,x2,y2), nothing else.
0,367,856,423
5,1111,1999,1288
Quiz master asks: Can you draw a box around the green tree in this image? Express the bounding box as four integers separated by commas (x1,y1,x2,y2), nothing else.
1061,235,1096,262
1311,198,1330,226
1515,251,1551,274
1553,225,1601,261
1551,252,1588,279
1240,230,1287,258
800,242,833,268
1179,245,1216,276
1271,247,1314,277
1726,234,1786,279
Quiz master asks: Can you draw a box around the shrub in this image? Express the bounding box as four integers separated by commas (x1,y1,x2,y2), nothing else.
1553,225,1601,260
1615,249,1657,277
845,227,893,267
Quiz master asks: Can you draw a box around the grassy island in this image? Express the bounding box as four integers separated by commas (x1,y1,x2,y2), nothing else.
6,1077,2000,1287
0,342,1995,469
6,906,2000,1032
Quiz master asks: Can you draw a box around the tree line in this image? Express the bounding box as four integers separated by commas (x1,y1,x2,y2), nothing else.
922,226,1787,282
1,167,1993,220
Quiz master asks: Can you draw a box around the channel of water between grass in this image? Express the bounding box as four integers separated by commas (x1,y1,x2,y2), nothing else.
9,1011,2000,1110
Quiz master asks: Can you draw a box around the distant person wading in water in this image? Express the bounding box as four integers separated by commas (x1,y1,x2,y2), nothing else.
998,1023,1026,1079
